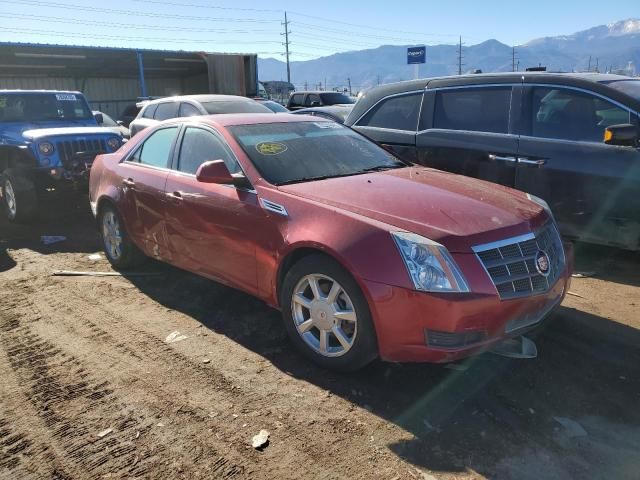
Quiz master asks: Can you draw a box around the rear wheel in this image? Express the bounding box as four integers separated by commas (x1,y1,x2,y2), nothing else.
98,203,147,270
1,169,37,222
281,254,378,371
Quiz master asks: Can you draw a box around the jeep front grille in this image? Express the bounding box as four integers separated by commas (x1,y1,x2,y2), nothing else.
57,139,107,165
472,223,565,300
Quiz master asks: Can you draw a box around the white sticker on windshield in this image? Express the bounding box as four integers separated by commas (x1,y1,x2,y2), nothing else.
314,122,341,129
55,94,77,101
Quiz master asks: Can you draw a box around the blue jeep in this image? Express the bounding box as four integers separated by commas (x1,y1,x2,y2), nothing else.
0,90,123,221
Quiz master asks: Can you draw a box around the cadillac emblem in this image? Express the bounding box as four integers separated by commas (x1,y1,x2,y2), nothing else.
535,250,551,277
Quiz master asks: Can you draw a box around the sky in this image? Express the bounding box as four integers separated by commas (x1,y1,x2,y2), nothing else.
0,0,638,60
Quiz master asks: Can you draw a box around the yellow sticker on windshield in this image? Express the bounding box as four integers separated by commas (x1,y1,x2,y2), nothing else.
256,142,288,155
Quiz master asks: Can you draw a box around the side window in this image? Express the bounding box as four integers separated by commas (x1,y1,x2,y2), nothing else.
433,87,512,133
531,87,630,142
154,102,178,121
305,94,321,106
130,127,178,168
289,94,303,107
357,93,422,131
179,102,201,117
177,127,240,175
142,104,158,119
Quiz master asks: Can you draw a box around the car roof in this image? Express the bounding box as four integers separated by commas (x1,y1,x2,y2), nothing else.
347,72,640,124
146,94,255,105
162,112,327,128
290,91,347,95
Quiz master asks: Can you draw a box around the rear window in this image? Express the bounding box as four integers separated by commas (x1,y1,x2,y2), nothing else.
154,102,178,121
433,87,512,133
320,92,355,105
200,101,272,115
357,93,421,131
289,94,304,107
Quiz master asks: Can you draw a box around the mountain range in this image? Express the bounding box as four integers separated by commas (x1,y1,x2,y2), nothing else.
257,19,640,92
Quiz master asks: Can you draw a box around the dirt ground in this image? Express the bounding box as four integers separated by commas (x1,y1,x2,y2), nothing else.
1,199,639,480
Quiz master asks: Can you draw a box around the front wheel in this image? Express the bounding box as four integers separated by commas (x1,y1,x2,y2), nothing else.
1,169,37,222
98,203,147,270
281,254,378,371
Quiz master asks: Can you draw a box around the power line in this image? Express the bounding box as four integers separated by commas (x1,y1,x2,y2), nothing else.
6,0,275,23
132,0,281,13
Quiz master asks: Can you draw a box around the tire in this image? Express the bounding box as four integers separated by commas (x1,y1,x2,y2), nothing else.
280,254,378,371
98,203,147,270
1,169,37,222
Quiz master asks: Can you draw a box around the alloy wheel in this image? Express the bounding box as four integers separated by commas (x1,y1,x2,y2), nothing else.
291,274,358,357
4,179,16,218
102,210,123,261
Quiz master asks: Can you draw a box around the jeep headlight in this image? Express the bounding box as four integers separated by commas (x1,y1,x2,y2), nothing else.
526,193,554,221
392,231,470,293
38,141,54,155
107,137,121,150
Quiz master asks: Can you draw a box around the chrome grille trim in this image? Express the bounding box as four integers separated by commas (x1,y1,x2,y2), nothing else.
473,223,565,300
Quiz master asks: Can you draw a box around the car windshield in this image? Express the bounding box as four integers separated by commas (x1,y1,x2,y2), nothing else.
200,100,272,115
0,93,93,122
603,80,640,101
229,121,407,185
262,101,289,113
320,92,355,105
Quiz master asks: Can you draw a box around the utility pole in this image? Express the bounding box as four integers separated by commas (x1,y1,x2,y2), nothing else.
347,77,352,96
457,36,464,75
304,81,308,90
595,57,599,73
588,55,592,72
324,77,326,91
512,46,517,72
281,11,291,83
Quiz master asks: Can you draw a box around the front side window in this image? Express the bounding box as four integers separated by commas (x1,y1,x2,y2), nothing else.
0,93,93,122
154,102,178,121
433,87,512,134
177,127,240,175
229,121,407,185
179,103,201,117
289,94,303,107
305,94,321,106
130,127,178,168
531,87,630,142
142,104,158,119
357,93,422,131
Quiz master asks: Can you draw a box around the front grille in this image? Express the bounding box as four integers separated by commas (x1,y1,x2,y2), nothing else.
425,329,486,349
473,223,565,300
57,138,107,166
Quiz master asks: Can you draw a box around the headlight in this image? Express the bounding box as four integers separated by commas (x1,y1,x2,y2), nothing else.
38,141,54,155
392,231,470,293
107,137,121,150
526,193,554,221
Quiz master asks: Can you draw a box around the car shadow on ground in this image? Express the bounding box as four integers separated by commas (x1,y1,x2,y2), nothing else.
0,197,100,272
124,262,640,479
572,241,640,287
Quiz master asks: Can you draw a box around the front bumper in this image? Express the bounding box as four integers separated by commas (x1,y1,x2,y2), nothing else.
364,243,573,363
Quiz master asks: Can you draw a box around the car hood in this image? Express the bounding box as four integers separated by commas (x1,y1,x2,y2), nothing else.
0,120,100,145
22,126,114,140
278,166,547,252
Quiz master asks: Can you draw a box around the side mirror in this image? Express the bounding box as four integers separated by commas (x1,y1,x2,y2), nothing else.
94,112,104,124
604,124,639,147
196,160,234,184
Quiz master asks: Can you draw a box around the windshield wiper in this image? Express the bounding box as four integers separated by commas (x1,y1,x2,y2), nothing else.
353,164,408,173
277,174,343,185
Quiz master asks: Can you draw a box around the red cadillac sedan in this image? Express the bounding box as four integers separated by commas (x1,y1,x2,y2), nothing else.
89,114,572,371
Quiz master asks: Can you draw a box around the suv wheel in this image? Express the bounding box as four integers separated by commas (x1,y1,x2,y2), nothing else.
98,203,147,270
1,169,37,222
281,254,378,371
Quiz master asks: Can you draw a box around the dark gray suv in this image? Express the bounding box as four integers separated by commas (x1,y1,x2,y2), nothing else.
346,73,640,251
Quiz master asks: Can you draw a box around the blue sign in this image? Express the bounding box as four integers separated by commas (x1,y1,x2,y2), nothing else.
407,46,426,65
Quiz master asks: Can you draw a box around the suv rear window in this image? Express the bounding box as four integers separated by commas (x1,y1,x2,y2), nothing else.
289,94,303,107
357,93,421,131
433,87,512,134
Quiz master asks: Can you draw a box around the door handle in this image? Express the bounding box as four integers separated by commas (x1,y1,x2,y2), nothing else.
122,178,135,190
165,191,183,203
518,158,547,166
488,154,518,163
